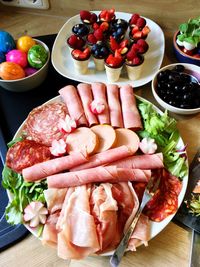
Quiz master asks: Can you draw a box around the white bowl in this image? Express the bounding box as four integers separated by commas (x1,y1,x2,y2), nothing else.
152,63,200,115
0,39,50,92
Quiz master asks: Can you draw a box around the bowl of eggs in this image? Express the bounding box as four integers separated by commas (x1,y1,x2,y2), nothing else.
152,63,200,115
0,31,50,92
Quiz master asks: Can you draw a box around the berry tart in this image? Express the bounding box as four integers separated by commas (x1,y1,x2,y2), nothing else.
71,47,91,74
91,41,109,71
104,50,124,82
125,44,144,80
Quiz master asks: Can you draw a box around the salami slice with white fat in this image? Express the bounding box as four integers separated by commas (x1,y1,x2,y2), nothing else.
6,139,52,173
23,102,67,146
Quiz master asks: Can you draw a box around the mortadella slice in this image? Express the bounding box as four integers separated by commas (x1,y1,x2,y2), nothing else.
120,84,143,130
108,153,164,170
106,84,123,128
71,145,133,171
59,85,88,126
47,166,151,188
22,151,88,182
91,82,110,124
77,83,98,126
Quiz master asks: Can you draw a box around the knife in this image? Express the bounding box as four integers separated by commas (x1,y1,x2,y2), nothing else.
175,148,200,267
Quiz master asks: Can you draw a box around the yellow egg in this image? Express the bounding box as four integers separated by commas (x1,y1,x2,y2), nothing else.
17,35,36,53
0,62,25,80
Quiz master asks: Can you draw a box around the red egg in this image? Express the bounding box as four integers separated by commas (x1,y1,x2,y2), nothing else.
6,49,28,68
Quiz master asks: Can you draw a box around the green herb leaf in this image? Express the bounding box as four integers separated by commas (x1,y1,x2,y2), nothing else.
179,23,188,33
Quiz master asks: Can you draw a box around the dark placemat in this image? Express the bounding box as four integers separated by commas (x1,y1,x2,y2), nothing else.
0,33,78,250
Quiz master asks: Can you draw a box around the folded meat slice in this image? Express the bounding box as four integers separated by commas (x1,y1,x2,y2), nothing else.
91,82,110,124
120,84,143,130
42,212,60,248
77,83,98,126
106,84,123,128
108,153,164,170
47,166,151,188
56,185,100,260
90,183,118,252
44,188,68,214
59,85,88,126
22,151,88,182
71,145,133,171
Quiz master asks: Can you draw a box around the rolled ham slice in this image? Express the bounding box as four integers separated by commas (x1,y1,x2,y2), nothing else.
57,185,100,260
77,83,98,126
59,85,88,126
120,84,143,130
22,151,88,182
91,82,110,124
71,145,133,171
108,153,164,170
47,166,151,188
106,84,123,128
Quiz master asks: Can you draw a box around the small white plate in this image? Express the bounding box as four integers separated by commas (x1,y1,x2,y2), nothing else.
51,11,165,87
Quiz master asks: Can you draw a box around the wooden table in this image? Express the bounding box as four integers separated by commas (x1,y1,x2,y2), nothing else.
0,3,200,266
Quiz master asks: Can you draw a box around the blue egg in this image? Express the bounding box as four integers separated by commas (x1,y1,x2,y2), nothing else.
0,30,16,53
0,51,5,63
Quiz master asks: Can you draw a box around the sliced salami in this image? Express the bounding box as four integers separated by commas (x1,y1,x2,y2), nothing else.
6,139,52,173
144,169,182,222
23,102,67,146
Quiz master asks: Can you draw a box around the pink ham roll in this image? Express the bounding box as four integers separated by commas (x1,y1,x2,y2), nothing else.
108,153,164,170
106,84,123,128
77,83,98,126
120,84,143,130
71,145,133,171
91,82,110,124
47,166,151,188
22,151,88,182
59,85,88,126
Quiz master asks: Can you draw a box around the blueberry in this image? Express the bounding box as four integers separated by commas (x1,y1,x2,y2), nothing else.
72,24,89,37
173,65,185,72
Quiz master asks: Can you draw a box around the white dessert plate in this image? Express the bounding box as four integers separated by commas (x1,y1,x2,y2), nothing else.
7,94,188,256
51,11,165,87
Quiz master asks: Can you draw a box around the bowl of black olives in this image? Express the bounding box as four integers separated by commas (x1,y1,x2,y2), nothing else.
152,63,200,115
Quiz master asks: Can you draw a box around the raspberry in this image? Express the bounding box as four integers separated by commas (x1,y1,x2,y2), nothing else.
136,17,146,29
87,33,97,44
100,21,109,32
130,13,140,25
80,10,91,21
132,56,141,65
90,13,97,23
68,35,77,46
137,39,149,53
94,28,104,40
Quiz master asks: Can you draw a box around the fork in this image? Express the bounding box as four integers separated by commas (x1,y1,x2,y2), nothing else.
110,176,160,267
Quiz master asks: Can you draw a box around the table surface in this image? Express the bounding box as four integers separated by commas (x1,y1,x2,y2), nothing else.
0,5,200,267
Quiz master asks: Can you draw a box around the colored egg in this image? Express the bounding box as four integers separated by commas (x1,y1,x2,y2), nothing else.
0,51,6,63
17,36,36,53
6,49,28,68
24,67,38,77
0,62,25,80
28,44,48,69
0,31,16,53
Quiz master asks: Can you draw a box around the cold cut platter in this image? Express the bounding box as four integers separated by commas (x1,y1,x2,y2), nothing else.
51,11,165,87
2,82,188,260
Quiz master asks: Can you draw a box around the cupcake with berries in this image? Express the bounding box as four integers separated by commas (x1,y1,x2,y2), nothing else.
104,50,124,82
129,14,151,42
67,34,86,52
71,47,91,74
91,41,109,71
125,44,144,80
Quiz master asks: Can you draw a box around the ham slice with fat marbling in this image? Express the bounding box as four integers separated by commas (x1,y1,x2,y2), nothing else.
59,85,88,126
91,82,110,124
47,166,151,188
120,84,143,130
108,153,164,170
22,151,88,182
71,145,133,171
106,84,124,128
56,185,100,260
77,83,98,126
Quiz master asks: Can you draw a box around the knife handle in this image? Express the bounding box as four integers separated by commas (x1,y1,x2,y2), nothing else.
190,230,200,267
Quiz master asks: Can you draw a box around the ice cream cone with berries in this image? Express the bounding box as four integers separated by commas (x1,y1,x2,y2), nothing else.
71,47,91,74
104,50,124,82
